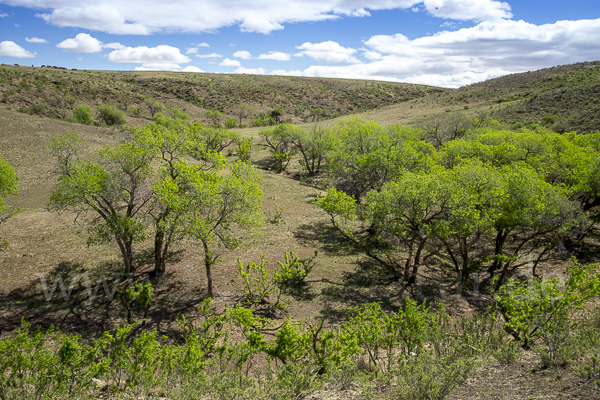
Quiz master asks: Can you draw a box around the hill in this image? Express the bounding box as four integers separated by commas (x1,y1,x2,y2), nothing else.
0,66,444,126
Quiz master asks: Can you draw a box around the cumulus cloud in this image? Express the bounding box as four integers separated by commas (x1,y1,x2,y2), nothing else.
233,50,252,59
234,67,266,74
0,41,35,58
182,65,204,72
103,42,126,50
108,45,191,67
196,53,222,58
271,18,600,87
186,47,198,54
6,0,510,36
219,58,241,67
296,41,361,63
258,51,291,61
57,33,103,53
197,42,209,47
0,13,8,17
25,37,48,43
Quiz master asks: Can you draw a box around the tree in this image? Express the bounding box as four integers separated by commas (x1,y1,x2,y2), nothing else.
205,109,223,126
288,124,333,176
260,124,298,172
0,156,18,250
233,104,255,124
144,98,166,117
157,161,263,297
97,105,127,126
48,133,154,274
271,108,285,124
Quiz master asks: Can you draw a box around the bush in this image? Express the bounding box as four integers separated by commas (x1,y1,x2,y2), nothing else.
97,105,127,126
129,106,142,118
236,137,252,162
492,260,600,364
73,104,93,125
224,118,237,129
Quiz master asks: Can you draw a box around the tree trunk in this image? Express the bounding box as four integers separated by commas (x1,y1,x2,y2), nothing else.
202,239,214,298
154,229,167,275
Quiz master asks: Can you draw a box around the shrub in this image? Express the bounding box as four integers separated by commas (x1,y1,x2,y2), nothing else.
224,118,237,129
236,137,252,162
97,105,127,126
128,106,142,118
492,260,600,363
73,104,93,125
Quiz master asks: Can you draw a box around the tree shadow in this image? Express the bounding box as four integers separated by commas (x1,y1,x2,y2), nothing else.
0,247,203,340
294,221,362,256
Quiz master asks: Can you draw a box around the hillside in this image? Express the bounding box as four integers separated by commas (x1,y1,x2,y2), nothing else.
351,61,600,133
0,66,444,126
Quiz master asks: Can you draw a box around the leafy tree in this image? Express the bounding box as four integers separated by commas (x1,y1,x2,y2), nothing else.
167,107,189,120
97,105,127,126
0,156,18,250
47,133,154,274
327,118,432,201
260,124,298,172
288,124,333,176
157,161,262,298
233,104,255,124
205,108,223,126
73,104,93,125
143,98,166,117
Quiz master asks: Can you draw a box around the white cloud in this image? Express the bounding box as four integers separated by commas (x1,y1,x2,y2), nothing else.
0,41,35,58
234,67,266,74
182,65,204,72
0,13,8,17
25,37,48,43
57,33,103,53
108,45,191,64
233,50,252,59
423,0,512,22
196,53,222,58
258,51,291,61
197,42,209,47
296,41,361,63
219,58,241,67
103,42,126,50
5,0,510,36
186,47,198,54
271,18,600,87
134,62,183,71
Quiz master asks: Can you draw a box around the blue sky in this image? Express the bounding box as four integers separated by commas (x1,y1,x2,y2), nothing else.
0,0,599,87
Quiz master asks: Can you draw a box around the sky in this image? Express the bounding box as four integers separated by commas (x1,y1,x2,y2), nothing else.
0,0,599,88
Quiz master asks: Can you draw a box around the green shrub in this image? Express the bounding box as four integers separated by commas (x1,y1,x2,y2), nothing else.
129,106,142,118
224,118,237,129
73,104,93,125
492,260,600,363
97,105,127,126
236,137,252,162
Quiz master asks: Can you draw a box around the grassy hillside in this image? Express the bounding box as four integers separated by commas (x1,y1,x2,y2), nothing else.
0,65,444,126
354,61,600,133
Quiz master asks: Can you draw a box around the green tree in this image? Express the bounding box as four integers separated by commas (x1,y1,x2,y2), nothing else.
205,108,223,126
260,124,297,172
0,156,18,250
143,98,166,117
47,133,154,274
288,124,333,176
157,161,263,297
